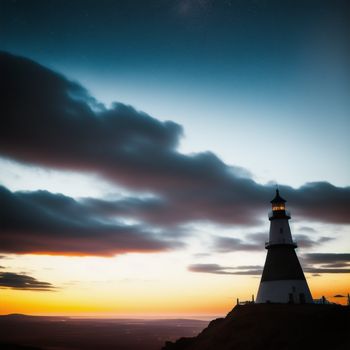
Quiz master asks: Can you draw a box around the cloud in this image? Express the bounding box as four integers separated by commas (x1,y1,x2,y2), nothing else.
0,186,182,256
0,271,55,291
298,226,316,233
333,294,345,298
0,51,350,229
293,235,334,249
188,263,233,274
304,267,350,274
189,252,350,276
189,261,350,276
212,236,261,253
212,232,333,253
304,253,350,264
302,253,350,274
233,265,262,270
188,263,262,275
286,182,350,224
320,262,350,268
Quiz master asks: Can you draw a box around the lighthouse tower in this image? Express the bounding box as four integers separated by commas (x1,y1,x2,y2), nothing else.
256,189,313,304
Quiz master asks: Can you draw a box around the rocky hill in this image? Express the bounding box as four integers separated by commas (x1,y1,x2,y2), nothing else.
163,304,350,350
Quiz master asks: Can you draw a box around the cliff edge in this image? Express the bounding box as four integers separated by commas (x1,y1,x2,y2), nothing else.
163,304,350,350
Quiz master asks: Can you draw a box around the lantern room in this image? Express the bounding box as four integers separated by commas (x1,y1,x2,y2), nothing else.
270,189,286,211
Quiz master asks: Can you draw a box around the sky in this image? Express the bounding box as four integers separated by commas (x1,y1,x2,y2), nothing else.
0,0,349,317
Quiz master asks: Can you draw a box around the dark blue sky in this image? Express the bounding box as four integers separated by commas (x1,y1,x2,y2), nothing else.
2,1,347,77
1,0,349,186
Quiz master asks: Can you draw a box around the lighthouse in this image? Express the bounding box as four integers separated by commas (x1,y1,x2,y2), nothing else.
256,189,313,304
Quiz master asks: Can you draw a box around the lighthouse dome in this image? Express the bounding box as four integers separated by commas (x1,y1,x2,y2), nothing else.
270,189,286,204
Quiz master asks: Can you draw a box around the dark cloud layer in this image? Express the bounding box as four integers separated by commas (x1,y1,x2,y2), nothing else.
303,267,350,274
0,186,181,256
0,271,55,291
304,253,350,264
302,253,350,274
212,233,333,253
0,183,337,256
189,253,350,276
0,52,350,229
188,259,350,276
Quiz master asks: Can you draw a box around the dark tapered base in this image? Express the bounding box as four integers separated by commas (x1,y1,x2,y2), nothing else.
256,245,313,303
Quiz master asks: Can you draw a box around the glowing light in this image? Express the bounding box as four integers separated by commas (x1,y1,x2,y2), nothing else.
272,204,285,211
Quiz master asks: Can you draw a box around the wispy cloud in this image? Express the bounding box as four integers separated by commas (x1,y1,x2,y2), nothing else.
211,232,333,253
212,236,261,253
304,253,350,264
304,267,350,274
188,263,263,275
0,271,56,291
189,253,350,276
302,253,350,274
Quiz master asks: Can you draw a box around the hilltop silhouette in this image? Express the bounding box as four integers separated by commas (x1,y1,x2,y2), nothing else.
163,304,350,350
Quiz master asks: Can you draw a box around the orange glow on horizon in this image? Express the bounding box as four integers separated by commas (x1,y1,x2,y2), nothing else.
1,271,348,318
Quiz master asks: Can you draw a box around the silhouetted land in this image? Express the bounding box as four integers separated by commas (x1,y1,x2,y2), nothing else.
163,304,350,350
0,314,208,350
